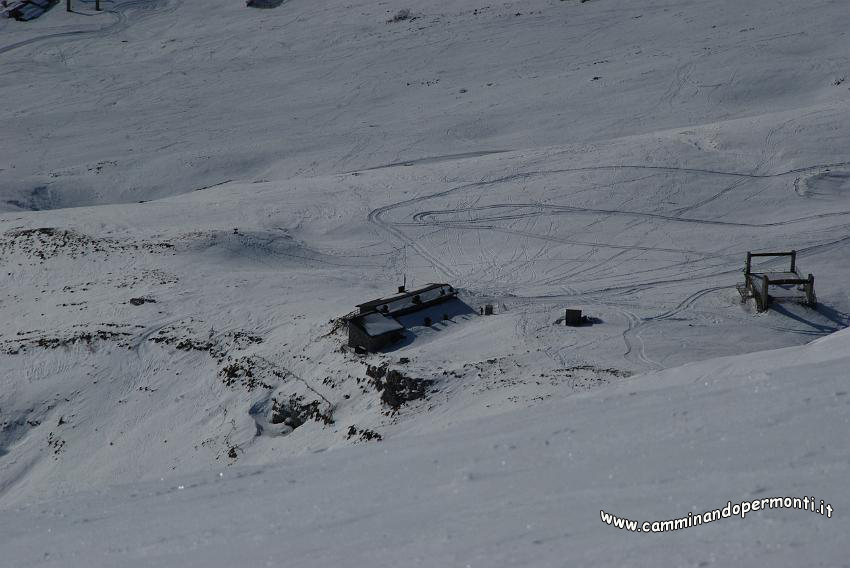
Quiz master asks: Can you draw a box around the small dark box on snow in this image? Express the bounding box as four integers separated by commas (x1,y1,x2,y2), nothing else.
565,309,584,326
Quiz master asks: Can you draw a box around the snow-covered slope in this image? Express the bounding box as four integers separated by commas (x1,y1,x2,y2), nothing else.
2,0,849,209
1,0,849,564
2,327,848,567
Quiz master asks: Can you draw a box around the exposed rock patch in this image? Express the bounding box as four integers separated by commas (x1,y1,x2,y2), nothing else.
0,227,174,262
370,368,434,410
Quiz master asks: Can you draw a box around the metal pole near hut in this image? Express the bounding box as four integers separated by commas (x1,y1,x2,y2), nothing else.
96,0,101,10
67,0,71,11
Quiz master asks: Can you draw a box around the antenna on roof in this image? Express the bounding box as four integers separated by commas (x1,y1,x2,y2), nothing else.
397,246,407,293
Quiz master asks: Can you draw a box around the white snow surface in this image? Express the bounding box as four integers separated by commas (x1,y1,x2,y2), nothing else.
2,329,849,567
1,0,849,565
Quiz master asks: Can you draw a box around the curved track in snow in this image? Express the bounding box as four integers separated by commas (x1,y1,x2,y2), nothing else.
367,159,850,283
366,157,850,368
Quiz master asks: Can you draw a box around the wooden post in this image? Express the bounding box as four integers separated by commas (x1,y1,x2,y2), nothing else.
67,0,71,11
806,274,816,306
790,250,797,274
745,252,752,276
96,0,100,10
760,275,770,312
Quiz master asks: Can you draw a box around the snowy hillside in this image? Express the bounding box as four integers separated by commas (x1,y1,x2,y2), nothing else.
1,0,849,564
2,325,849,567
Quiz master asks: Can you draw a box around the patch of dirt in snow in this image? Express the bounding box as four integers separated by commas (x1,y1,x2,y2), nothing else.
455,359,631,396
219,355,283,392
149,322,263,361
346,424,382,442
269,395,334,428
0,227,174,262
250,393,335,439
1,324,143,355
366,364,435,411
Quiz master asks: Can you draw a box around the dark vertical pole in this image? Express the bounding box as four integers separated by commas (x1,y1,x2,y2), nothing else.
96,0,101,10
745,252,752,276
790,250,796,273
67,0,71,11
761,275,770,312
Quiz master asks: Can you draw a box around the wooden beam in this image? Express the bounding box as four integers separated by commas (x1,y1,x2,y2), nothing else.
805,274,816,307
759,275,770,312
748,251,795,258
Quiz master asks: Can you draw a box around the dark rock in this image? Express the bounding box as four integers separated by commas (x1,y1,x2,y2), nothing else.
270,395,334,428
366,363,388,379
371,369,433,410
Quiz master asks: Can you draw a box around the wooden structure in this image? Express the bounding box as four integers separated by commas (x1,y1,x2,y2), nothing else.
347,312,405,353
2,0,57,20
355,283,456,317
348,283,457,353
737,251,816,312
